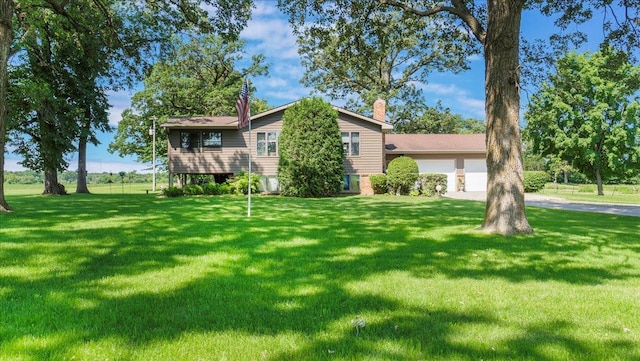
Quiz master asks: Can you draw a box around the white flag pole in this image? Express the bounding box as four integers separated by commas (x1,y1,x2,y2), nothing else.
247,109,252,218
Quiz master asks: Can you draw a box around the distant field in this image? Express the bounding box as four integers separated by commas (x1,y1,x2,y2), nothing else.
4,182,157,196
540,183,640,204
1,192,639,360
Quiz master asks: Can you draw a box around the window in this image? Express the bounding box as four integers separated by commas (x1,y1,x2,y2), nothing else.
342,132,360,156
202,131,222,149
180,131,201,152
351,132,360,156
343,174,360,192
257,131,278,156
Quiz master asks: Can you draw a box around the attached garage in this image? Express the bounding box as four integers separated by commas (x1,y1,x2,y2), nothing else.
463,158,487,191
415,159,456,191
385,134,487,193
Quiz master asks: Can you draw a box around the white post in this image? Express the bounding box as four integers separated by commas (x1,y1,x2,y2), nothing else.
150,116,157,192
248,113,252,217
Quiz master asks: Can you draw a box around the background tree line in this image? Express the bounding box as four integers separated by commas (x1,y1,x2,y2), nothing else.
3,170,168,185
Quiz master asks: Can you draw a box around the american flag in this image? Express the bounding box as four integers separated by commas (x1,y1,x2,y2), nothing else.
236,79,250,129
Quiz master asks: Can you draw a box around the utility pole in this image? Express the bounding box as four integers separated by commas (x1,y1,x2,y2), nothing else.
149,116,157,192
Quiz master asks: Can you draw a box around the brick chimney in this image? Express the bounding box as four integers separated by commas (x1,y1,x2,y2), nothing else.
373,98,386,122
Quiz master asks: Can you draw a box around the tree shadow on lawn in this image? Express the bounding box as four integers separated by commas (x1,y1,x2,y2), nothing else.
2,195,639,360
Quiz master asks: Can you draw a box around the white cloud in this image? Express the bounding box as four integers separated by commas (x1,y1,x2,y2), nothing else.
85,161,149,174
252,2,279,17
4,158,26,172
420,81,486,119
422,83,461,95
242,19,300,60
107,90,133,126
457,97,485,118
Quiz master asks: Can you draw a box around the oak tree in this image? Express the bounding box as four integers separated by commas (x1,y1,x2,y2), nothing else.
1,0,252,206
108,35,269,166
524,49,640,195
291,2,478,127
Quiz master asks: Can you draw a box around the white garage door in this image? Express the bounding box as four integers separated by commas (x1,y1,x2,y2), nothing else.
464,159,487,191
415,159,456,192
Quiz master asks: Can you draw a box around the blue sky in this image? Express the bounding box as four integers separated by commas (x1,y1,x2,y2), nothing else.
4,2,615,173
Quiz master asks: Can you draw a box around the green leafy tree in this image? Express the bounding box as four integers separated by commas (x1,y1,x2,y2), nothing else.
524,49,640,195
1,0,252,208
8,3,112,195
278,98,344,197
109,35,269,164
395,101,485,134
279,0,640,235
291,2,478,127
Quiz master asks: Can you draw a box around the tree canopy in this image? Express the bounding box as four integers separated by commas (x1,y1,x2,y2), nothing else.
524,49,640,195
1,0,253,207
108,35,269,165
285,1,478,127
394,101,485,134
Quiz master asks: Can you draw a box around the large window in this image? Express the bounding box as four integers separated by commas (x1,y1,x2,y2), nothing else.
180,131,221,152
341,132,360,156
180,131,201,152
257,131,278,156
202,131,222,149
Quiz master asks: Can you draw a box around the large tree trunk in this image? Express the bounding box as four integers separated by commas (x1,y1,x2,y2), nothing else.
0,0,14,212
76,121,90,193
43,169,67,195
482,0,532,235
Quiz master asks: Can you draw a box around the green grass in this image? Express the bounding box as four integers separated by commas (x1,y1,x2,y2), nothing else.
1,188,639,360
540,183,640,204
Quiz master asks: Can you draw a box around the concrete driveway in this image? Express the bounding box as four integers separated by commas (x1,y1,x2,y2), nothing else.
445,191,640,217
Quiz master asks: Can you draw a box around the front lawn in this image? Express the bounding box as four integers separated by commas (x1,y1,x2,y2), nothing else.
1,192,639,360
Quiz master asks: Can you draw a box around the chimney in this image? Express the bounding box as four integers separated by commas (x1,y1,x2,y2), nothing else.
373,98,386,122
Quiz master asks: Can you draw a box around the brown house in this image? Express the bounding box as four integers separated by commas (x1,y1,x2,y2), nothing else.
162,99,487,194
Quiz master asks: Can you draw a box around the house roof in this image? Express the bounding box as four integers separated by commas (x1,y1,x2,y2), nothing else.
161,99,394,131
249,100,393,131
161,116,239,129
385,134,486,154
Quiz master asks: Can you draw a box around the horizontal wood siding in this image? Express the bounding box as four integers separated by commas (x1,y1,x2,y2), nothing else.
338,114,385,175
168,129,249,174
243,112,282,175
168,108,387,177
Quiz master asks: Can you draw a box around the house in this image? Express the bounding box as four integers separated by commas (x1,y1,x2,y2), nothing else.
161,99,487,194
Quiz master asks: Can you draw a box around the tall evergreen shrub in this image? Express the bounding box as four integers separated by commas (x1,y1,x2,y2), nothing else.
278,98,344,197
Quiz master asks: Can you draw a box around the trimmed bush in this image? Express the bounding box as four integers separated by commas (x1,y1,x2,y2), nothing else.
419,173,448,197
523,171,549,192
387,156,419,195
278,98,344,197
369,174,388,194
163,186,184,198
